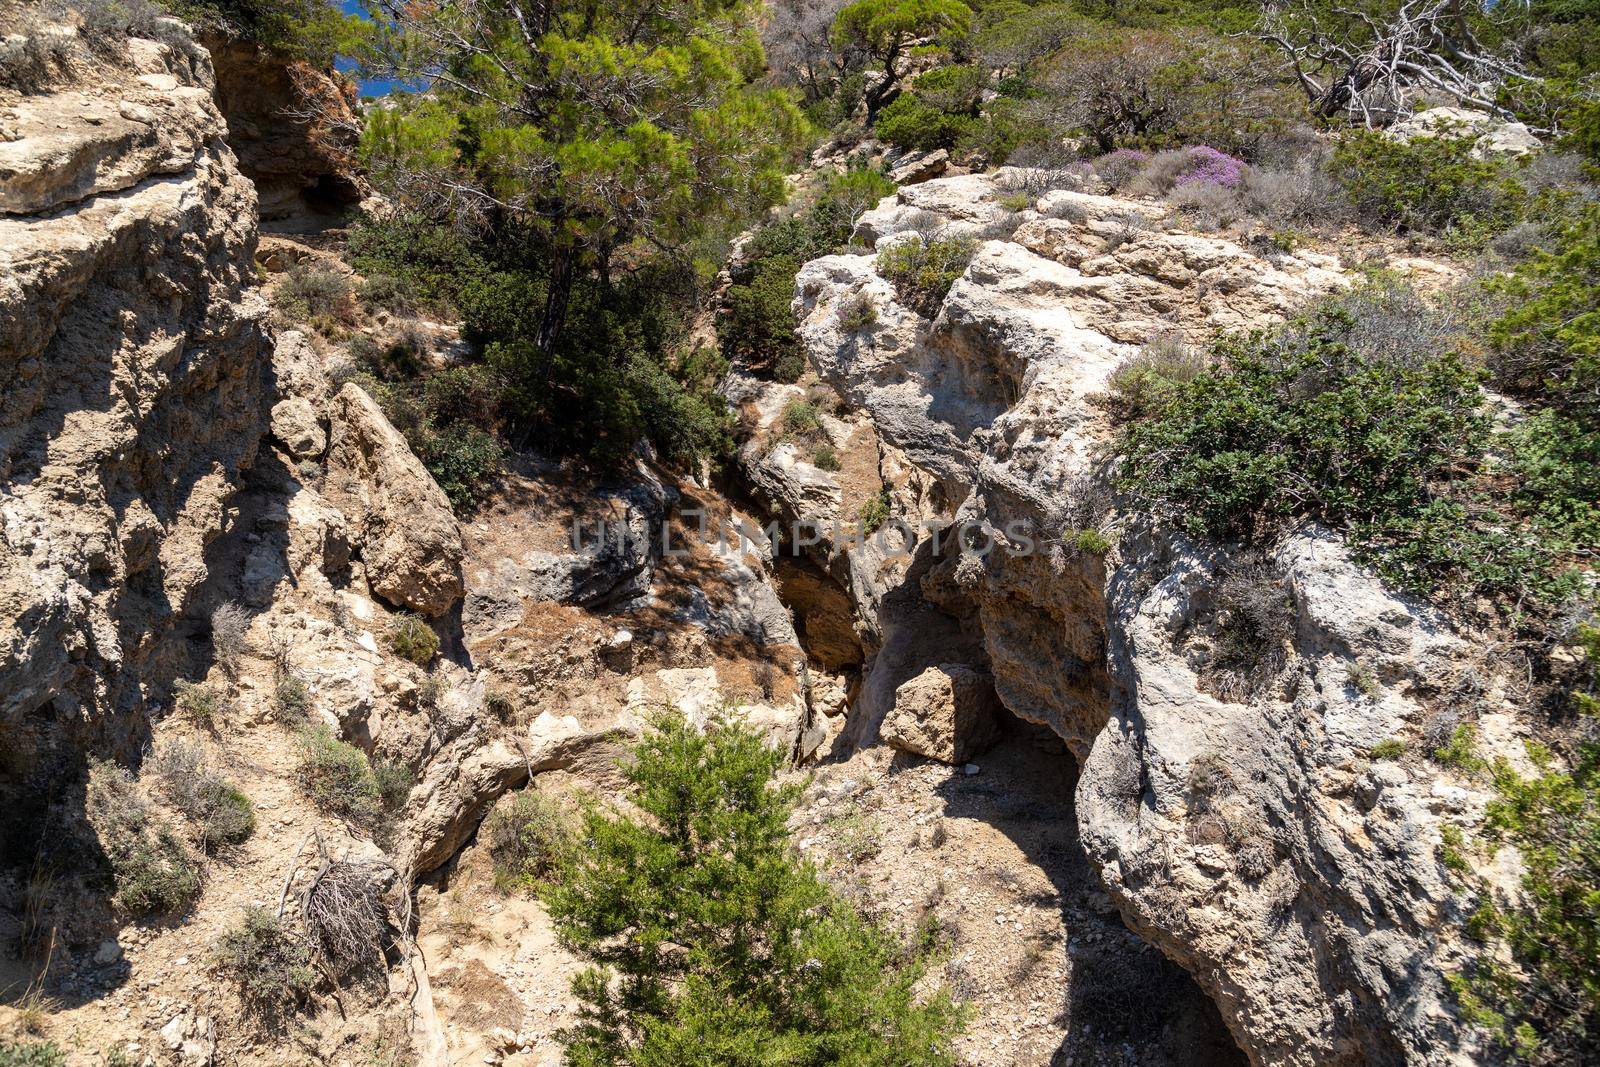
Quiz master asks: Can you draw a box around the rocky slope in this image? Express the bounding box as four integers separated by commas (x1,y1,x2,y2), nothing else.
0,22,269,751
732,163,1528,1064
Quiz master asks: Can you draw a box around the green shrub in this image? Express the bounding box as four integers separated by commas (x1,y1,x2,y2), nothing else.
1104,337,1207,422
1450,736,1600,1061
859,488,892,532
417,422,503,514
274,675,311,724
1434,723,1487,772
1490,200,1600,418
173,680,226,727
837,291,879,333
876,93,977,152
1069,528,1112,556
212,907,315,1023
0,1042,65,1067
150,739,256,850
388,613,439,666
356,273,417,315
876,237,977,317
1346,661,1382,700
294,726,382,824
812,443,841,471
542,712,964,1063
1331,131,1526,242
372,759,413,812
720,254,805,379
277,266,352,320
1117,290,1488,543
85,761,201,917
485,791,578,894
782,400,822,437
1368,738,1406,761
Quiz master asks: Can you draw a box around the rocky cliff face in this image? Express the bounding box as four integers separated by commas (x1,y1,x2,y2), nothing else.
0,27,270,746
201,36,363,232
737,165,1516,1064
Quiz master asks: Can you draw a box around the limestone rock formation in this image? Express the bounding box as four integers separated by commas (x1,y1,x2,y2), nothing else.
202,35,364,230
323,382,466,618
880,662,1001,764
0,25,270,736
736,166,1519,1064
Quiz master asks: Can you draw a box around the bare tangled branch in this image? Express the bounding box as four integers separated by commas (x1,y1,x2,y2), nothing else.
1257,0,1537,127
302,857,389,981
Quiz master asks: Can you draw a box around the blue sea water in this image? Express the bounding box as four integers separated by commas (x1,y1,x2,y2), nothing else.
335,0,420,98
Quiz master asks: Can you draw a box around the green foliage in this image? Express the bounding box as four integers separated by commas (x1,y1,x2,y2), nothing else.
1117,290,1489,542
1368,738,1406,761
812,443,842,471
277,265,352,321
0,1043,65,1067
212,907,316,1023
837,291,879,333
294,726,383,825
542,712,964,1065
416,422,504,514
720,167,895,381
783,400,823,437
720,254,806,381
859,488,892,532
174,680,226,727
832,0,975,112
157,0,366,64
1331,131,1527,242
485,791,578,895
274,675,311,724
1104,337,1206,421
387,613,438,666
85,761,201,917
1491,200,1600,417
1040,25,1298,157
1071,528,1112,555
1347,661,1382,700
876,237,977,316
1434,724,1487,772
1452,736,1600,1060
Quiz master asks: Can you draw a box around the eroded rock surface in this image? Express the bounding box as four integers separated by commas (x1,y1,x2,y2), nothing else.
734,166,1517,1064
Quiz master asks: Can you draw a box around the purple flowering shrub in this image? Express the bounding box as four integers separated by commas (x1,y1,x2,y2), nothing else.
1174,146,1248,189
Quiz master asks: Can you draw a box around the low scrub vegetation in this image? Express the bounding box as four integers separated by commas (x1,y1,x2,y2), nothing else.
212,908,315,1025
541,712,964,1063
485,791,578,895
387,612,438,666
876,237,976,317
85,761,201,917
294,726,384,825
0,1042,65,1067
150,740,256,852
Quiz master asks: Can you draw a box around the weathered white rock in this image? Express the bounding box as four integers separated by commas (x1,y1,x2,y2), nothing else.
324,383,465,618
880,663,1002,764
1389,106,1542,158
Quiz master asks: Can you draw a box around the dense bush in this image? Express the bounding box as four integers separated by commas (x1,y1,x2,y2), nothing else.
1117,287,1489,540
1490,200,1600,417
719,166,896,381
387,613,438,666
1331,130,1527,243
212,908,316,1024
294,726,382,825
485,791,578,895
86,761,201,917
543,712,964,1063
877,237,977,316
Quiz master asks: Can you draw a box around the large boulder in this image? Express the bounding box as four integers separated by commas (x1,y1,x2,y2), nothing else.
324,383,465,617
880,663,1002,764
1388,106,1542,158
